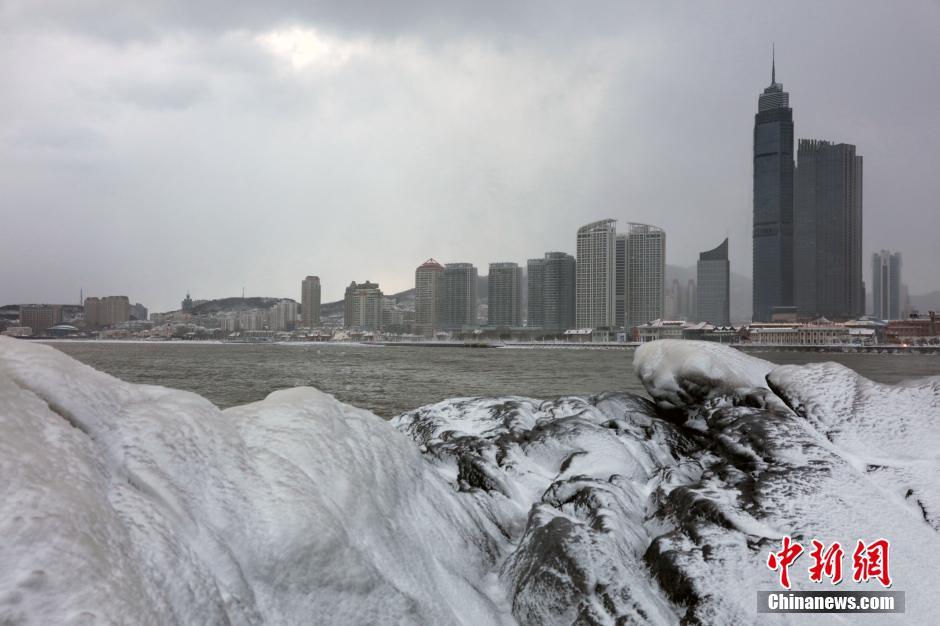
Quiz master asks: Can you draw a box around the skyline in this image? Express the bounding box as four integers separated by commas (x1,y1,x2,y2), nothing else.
2,2,939,312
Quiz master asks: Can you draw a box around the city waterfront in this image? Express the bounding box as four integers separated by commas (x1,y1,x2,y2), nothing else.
49,341,940,418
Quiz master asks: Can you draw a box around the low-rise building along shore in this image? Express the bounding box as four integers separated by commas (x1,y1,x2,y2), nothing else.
743,321,876,346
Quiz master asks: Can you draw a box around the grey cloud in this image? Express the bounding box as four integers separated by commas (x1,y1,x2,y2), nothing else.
0,1,646,43
111,75,210,111
0,1,938,312
7,124,107,152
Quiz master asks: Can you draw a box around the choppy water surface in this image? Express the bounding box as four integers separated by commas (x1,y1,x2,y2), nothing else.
49,342,940,418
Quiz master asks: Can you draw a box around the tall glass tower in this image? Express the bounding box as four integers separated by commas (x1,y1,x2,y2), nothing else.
752,52,794,322
794,140,864,320
872,251,902,320
696,238,730,326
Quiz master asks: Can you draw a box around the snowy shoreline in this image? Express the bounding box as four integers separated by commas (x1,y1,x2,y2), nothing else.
32,337,940,354
2,337,939,624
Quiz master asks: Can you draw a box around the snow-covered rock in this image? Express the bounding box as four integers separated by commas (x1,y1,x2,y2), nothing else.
393,394,685,624
0,337,510,625
2,336,939,625
633,340,940,624
634,340,785,413
768,363,940,530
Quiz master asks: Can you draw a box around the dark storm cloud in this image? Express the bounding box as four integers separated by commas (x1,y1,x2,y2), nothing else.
1,0,938,312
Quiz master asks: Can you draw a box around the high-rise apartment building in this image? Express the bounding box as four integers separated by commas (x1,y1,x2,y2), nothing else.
794,140,864,320
753,55,795,322
872,250,902,320
301,276,321,328
269,299,298,331
129,303,148,321
441,263,478,330
19,305,61,335
238,310,266,331
219,313,238,333
84,296,130,328
382,297,406,331
526,259,545,328
685,280,697,322
696,238,730,325
624,223,665,328
344,281,383,331
664,279,681,320
487,262,523,327
414,259,444,336
528,252,576,332
576,219,664,329
664,279,697,321
576,219,617,328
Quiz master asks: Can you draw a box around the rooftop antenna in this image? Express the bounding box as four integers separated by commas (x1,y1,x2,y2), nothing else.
242,286,245,299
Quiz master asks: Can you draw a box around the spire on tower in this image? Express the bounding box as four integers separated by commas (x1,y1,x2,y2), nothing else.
772,43,776,84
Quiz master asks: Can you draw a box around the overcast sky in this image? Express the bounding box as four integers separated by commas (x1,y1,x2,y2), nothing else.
1,1,938,311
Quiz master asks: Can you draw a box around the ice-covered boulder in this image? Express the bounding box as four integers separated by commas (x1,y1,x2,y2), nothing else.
393,394,686,624
0,337,511,625
633,340,785,413
633,339,940,623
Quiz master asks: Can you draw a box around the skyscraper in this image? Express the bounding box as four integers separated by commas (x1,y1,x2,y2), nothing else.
542,252,576,332
664,278,697,321
528,253,577,332
664,279,681,320
441,263,478,330
487,262,523,327
344,281,383,331
794,140,864,320
526,258,545,328
576,219,617,328
624,223,665,328
414,259,444,337
753,52,795,322
872,250,902,320
684,279,697,322
301,276,321,328
696,238,730,325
